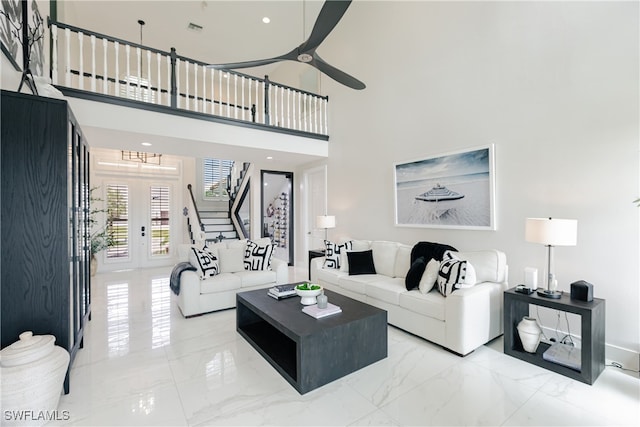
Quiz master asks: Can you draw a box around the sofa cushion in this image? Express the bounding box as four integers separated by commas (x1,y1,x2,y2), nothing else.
218,247,246,273
235,270,277,287
393,245,412,279
324,240,353,269
340,240,371,272
200,273,241,294
245,240,275,271
338,274,385,295
445,250,507,283
437,258,468,296
189,247,219,279
399,289,446,321
419,258,440,294
371,241,399,277
347,250,376,275
365,278,406,305
316,266,347,287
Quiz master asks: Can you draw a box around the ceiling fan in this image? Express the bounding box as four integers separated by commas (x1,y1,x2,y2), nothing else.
207,0,365,90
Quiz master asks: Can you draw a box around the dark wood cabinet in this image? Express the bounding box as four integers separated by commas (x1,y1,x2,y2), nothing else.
1,90,91,394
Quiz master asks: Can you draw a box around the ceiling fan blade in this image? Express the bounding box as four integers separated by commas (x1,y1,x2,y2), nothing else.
300,0,352,53
207,50,296,70
311,54,365,90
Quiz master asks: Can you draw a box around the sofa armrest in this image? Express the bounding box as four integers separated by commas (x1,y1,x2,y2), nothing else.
176,269,202,317
310,257,324,282
271,257,289,284
444,281,505,355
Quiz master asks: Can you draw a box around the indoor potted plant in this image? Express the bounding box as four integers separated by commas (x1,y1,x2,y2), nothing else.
89,187,114,275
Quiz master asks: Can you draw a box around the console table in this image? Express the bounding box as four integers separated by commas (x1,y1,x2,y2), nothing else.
503,288,605,385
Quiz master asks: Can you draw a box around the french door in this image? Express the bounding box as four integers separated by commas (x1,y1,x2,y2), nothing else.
304,165,328,254
100,179,177,270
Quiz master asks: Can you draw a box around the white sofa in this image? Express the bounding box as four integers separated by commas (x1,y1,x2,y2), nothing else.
174,239,289,317
310,240,508,356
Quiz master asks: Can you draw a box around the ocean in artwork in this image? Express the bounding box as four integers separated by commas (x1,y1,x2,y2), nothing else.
395,147,492,227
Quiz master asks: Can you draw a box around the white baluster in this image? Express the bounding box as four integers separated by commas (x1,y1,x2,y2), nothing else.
90,35,96,92
185,60,189,110
304,94,308,131
176,58,181,108
298,91,303,130
314,96,318,133
78,32,84,90
256,80,260,123
233,74,238,119
125,44,131,98
114,42,119,96
218,70,223,116
156,52,161,104
210,68,214,115
280,86,284,128
194,62,198,111
291,90,296,130
201,65,206,113
273,85,278,126
324,98,328,135
166,54,171,106
51,24,58,85
147,50,152,103
241,76,245,121
64,28,70,87
102,38,108,94
248,78,252,121
285,88,289,129
226,73,230,117
136,47,141,99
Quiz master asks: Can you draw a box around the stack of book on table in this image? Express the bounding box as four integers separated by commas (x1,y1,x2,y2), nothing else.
268,284,297,300
302,303,342,319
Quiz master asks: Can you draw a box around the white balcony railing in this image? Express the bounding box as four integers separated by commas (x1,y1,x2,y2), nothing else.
50,21,329,137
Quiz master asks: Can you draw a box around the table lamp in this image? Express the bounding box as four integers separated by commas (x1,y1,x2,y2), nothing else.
525,217,577,299
316,215,336,241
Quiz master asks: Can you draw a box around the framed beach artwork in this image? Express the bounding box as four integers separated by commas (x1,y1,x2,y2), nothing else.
394,144,496,230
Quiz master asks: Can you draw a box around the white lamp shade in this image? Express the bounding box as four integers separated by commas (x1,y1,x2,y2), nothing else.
525,218,577,246
316,215,336,229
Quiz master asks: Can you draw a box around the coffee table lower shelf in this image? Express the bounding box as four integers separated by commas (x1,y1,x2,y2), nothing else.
236,289,387,394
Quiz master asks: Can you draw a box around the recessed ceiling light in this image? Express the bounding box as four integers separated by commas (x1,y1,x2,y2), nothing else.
267,156,273,160
141,142,152,146
262,17,270,24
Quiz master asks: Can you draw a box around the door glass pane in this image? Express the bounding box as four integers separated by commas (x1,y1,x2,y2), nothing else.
150,186,170,256
107,184,129,259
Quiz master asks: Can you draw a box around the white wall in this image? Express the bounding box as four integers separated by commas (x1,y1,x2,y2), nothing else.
317,1,639,356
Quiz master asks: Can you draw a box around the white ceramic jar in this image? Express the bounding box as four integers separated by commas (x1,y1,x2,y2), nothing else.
517,317,542,353
0,331,70,426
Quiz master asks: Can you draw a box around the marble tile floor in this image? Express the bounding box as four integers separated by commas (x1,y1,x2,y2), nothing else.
53,266,639,426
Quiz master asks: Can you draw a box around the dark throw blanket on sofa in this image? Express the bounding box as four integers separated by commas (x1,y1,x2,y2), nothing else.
405,241,458,290
170,262,196,295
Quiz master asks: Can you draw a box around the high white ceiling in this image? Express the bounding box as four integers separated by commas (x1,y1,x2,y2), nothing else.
57,0,328,84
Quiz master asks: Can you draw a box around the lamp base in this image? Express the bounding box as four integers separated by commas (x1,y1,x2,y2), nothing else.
537,289,562,299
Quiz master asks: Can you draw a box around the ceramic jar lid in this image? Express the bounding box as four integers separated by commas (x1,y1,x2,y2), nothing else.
0,331,56,367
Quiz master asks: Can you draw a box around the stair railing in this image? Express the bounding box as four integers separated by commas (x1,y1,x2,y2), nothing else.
186,184,205,245
48,20,330,137
230,163,252,239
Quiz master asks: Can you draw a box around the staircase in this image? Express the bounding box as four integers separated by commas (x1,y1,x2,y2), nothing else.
200,210,237,241
186,161,252,245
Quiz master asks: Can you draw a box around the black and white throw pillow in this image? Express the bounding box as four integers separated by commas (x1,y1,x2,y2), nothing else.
436,258,467,297
189,247,219,279
324,240,353,269
244,240,275,271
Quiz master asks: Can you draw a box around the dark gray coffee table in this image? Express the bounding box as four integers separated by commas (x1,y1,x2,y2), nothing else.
236,288,387,394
